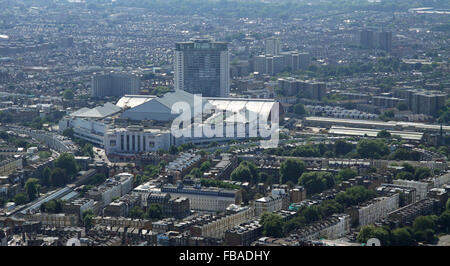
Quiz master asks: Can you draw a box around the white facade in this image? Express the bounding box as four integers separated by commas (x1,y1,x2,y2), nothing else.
254,195,283,216
393,179,431,201
59,117,107,146
265,37,281,55
298,214,351,241
197,207,255,238
87,173,133,207
161,186,239,212
104,126,173,155
358,194,400,227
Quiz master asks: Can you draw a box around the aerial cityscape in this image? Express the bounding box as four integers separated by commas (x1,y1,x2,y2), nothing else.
0,0,449,252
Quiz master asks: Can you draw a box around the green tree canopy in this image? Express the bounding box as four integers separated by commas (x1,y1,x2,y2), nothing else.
334,139,353,156
13,192,28,205
63,89,74,100
298,171,334,195
356,139,389,159
54,153,79,177
129,206,145,219
146,203,163,220
357,225,390,246
25,178,40,202
231,161,260,184
377,130,391,139
335,186,376,207
293,103,306,116
261,213,284,238
337,168,358,181
413,216,436,232
62,128,74,139
280,159,305,184
391,227,415,246
50,167,70,187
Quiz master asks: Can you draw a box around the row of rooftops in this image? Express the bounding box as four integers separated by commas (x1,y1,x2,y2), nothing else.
166,152,202,172
388,198,437,218
292,214,349,240
161,184,237,198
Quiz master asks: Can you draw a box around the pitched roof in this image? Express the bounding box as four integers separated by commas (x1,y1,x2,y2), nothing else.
70,102,122,119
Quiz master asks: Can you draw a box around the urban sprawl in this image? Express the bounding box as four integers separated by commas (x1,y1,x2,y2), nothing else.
0,0,449,247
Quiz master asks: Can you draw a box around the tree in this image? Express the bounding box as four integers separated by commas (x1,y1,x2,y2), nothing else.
54,153,78,177
357,225,390,246
14,193,28,205
300,206,322,224
199,161,211,172
169,145,178,155
396,171,415,180
414,229,437,244
337,168,358,181
50,168,70,187
40,199,64,213
293,103,306,116
290,145,320,157
447,198,450,211
377,130,391,139
189,168,202,179
401,163,415,173
129,206,145,219
319,200,343,217
414,167,431,180
25,178,40,202
335,186,376,207
63,89,74,100
82,209,95,229
146,203,163,220
391,148,411,160
413,216,436,232
40,166,51,187
90,173,106,185
356,139,389,159
391,227,415,246
82,143,94,157
298,172,334,195
261,213,284,238
231,161,260,184
62,128,74,139
279,159,305,184
334,139,353,156
438,211,450,233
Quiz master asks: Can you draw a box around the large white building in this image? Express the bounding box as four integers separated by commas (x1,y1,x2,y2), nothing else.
58,102,121,146
59,90,282,156
104,126,173,156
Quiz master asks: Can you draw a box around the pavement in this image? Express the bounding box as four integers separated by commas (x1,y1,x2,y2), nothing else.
436,235,450,246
